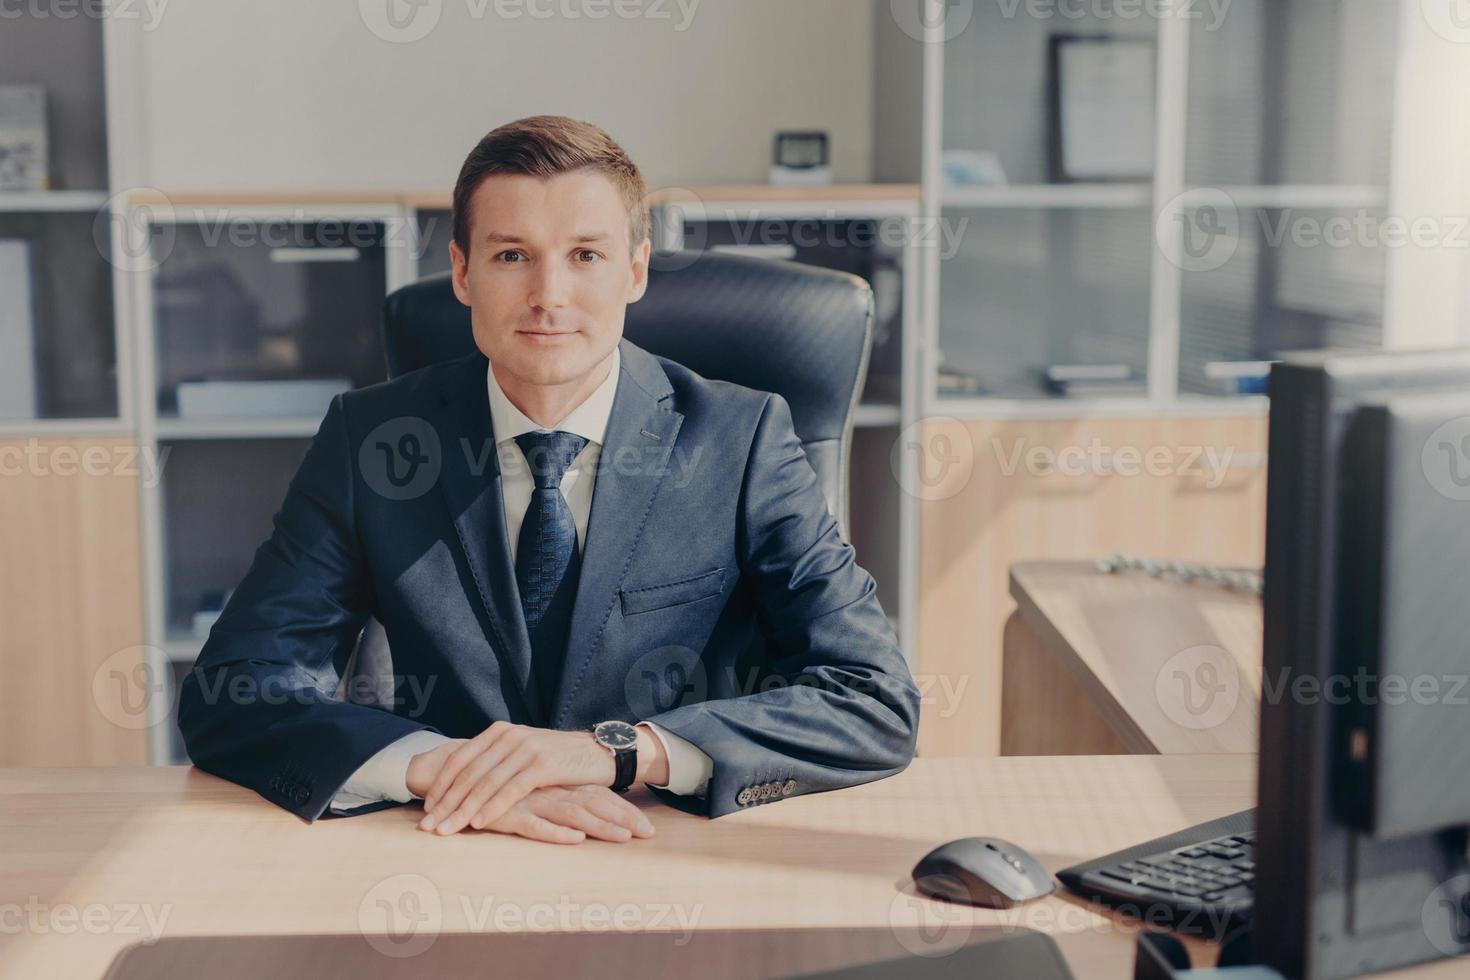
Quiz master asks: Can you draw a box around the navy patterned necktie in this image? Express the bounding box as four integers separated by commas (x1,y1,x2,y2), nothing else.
513,430,590,717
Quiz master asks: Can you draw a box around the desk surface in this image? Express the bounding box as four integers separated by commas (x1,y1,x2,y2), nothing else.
1010,561,1264,754
2,756,1248,978
0,756,1454,979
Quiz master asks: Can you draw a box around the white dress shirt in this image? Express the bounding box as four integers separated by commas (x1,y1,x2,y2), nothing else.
329,347,714,814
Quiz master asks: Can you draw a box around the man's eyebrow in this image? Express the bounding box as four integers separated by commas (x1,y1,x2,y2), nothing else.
480,231,614,244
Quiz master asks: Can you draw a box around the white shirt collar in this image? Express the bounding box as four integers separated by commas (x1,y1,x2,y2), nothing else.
485,346,621,448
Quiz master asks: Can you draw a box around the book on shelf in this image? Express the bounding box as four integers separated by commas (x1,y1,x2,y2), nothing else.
0,239,38,419
0,84,48,191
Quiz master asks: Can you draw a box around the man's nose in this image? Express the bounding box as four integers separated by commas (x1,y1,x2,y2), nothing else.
527,260,569,310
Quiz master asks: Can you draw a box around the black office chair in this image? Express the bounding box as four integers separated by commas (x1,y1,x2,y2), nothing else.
340,250,874,706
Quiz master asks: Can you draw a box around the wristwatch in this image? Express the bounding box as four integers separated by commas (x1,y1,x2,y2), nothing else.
591,720,639,793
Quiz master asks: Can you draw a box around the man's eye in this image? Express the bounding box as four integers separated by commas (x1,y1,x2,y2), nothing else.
496,250,525,262
577,250,601,263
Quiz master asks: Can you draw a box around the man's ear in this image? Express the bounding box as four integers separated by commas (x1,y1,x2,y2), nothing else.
449,240,472,308
626,237,651,304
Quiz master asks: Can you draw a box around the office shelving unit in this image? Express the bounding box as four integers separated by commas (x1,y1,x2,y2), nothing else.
120,187,925,764
0,14,158,769
904,0,1408,756
122,198,416,764
0,17,129,435
917,0,1400,416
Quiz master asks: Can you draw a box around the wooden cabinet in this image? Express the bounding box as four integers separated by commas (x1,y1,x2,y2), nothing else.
914,414,1267,757
0,438,148,766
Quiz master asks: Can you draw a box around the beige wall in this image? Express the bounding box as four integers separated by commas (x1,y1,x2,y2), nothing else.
118,0,878,192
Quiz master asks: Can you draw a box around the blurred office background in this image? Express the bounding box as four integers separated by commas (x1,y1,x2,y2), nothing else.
2,0,1469,768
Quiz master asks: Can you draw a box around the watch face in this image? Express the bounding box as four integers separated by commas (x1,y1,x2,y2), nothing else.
595,720,638,750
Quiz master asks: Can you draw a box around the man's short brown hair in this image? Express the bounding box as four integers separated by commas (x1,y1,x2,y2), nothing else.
451,115,650,258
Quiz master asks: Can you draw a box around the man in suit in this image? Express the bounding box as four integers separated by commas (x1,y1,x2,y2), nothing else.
178,115,919,844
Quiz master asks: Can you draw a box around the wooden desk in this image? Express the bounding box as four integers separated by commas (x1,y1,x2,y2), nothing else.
0,756,1257,979
1002,561,1263,756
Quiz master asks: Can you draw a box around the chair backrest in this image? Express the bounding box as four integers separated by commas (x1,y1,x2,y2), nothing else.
381,250,874,534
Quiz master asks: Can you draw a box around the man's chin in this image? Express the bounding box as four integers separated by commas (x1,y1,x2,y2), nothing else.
502,345,606,387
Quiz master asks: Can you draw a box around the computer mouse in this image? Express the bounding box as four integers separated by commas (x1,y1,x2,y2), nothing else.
911,837,1056,909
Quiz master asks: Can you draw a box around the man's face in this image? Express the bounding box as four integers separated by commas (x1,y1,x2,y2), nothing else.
449,169,650,388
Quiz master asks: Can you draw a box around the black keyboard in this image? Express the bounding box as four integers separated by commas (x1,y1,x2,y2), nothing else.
1056,809,1255,939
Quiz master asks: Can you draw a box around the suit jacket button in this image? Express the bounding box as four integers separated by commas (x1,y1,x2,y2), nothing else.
760,783,774,800
294,790,309,805
782,779,796,796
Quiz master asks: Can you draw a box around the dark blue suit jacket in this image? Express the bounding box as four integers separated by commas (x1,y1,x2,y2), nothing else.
177,339,919,822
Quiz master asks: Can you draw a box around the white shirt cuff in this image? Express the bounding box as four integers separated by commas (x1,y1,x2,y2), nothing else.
639,722,713,798
329,730,453,814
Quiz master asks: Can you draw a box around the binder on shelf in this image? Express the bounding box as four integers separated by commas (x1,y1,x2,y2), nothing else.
0,239,39,419
0,84,48,191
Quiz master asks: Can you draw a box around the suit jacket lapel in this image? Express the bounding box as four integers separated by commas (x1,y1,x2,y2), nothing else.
549,340,683,728
434,351,543,726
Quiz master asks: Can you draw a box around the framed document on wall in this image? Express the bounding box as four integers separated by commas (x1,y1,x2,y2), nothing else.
1048,35,1156,182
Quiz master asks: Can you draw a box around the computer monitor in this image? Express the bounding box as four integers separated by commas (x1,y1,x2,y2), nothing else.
1256,348,1470,979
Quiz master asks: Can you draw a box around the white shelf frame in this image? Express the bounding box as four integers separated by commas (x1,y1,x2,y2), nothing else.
0,190,112,212
940,184,1153,209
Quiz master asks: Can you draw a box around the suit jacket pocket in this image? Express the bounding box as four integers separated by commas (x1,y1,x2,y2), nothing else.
620,567,726,617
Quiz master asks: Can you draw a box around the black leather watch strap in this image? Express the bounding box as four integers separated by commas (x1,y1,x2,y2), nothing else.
611,745,637,793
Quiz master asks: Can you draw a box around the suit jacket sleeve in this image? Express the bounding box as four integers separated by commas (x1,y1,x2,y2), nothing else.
643,392,921,818
176,394,439,822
